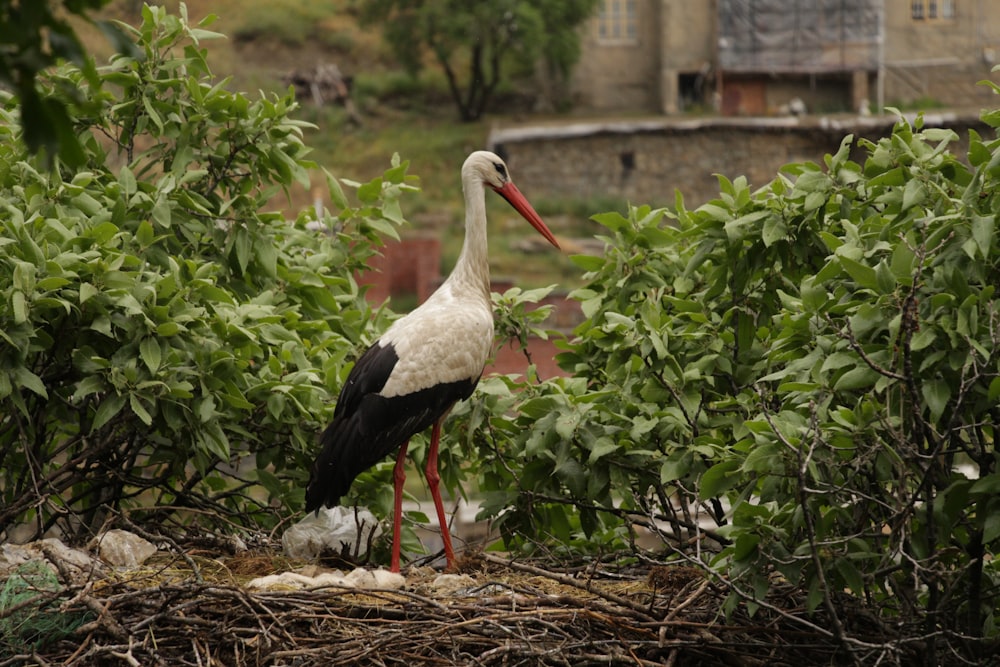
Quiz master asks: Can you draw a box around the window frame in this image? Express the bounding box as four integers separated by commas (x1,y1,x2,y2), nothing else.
912,0,956,20
596,0,639,45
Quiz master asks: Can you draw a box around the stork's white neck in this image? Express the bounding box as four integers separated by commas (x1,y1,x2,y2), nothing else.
444,175,491,302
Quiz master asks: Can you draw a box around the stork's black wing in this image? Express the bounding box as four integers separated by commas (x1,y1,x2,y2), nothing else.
304,341,478,512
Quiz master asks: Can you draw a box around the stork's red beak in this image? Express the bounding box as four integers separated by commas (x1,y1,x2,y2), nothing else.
493,182,561,250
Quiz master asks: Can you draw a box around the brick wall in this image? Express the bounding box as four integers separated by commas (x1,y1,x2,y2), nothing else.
356,234,442,305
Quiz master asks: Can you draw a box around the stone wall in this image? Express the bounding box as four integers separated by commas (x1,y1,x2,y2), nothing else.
490,113,989,207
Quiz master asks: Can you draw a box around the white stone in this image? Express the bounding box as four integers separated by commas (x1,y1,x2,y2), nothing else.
307,571,353,589
0,538,100,581
371,568,406,590
246,567,404,591
95,529,158,569
344,567,377,588
246,572,315,590
430,573,476,596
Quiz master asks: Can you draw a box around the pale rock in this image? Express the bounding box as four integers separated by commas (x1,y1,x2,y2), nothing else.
0,538,100,582
95,529,158,568
431,573,476,596
246,572,316,590
246,567,403,591
307,571,353,589
343,567,404,590
371,568,406,590
344,567,377,588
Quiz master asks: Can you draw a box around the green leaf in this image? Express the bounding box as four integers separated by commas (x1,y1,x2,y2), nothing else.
152,197,172,227
910,328,936,351
156,321,181,336
140,338,162,373
234,228,251,274
761,215,787,247
197,396,216,422
742,442,783,474
136,219,154,246
804,190,826,211
968,133,991,166
14,367,48,398
835,558,865,596
971,215,994,257
11,291,28,324
699,460,740,500
890,241,916,280
72,376,105,401
555,459,587,498
660,451,691,483
119,165,137,196
921,379,950,423
732,532,760,560
875,261,896,293
571,254,605,271
357,178,382,204
92,394,127,432
325,171,349,209
554,411,578,440
838,256,878,291
901,178,926,211
587,437,619,464
80,282,99,304
130,394,153,426
868,166,905,186
833,366,879,392
969,474,1000,497
591,211,630,231
984,512,1000,544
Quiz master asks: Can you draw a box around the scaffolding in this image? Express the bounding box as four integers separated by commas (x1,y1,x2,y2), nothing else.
718,0,883,73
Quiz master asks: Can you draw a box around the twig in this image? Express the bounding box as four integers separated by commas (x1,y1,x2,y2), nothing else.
482,553,657,622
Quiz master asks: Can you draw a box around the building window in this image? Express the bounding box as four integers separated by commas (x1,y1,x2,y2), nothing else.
597,0,637,43
912,0,955,19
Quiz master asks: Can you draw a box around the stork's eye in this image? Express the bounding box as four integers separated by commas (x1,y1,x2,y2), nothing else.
493,162,508,179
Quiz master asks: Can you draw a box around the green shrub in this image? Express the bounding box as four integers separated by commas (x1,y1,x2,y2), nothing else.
466,101,1000,658
0,5,409,540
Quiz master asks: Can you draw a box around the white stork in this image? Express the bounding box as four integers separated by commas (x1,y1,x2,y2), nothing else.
305,150,560,572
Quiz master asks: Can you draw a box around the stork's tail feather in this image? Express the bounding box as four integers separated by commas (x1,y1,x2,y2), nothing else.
305,418,359,513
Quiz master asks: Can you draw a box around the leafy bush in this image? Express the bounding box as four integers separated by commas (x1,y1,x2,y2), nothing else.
467,103,1000,658
0,5,410,541
0,0,136,166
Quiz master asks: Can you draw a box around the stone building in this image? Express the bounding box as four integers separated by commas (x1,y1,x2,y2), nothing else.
571,0,1000,116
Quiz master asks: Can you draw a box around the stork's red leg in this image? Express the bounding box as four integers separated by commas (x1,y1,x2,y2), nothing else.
424,419,456,569
390,439,409,573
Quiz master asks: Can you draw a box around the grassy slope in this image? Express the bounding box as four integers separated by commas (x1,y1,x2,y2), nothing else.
91,0,593,289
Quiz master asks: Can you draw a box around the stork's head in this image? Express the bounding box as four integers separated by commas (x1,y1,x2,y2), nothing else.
462,150,560,250
463,150,513,191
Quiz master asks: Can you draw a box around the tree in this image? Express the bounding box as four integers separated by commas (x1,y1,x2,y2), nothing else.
0,0,136,166
360,0,599,120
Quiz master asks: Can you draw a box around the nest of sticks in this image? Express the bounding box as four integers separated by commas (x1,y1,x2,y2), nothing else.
0,539,926,667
